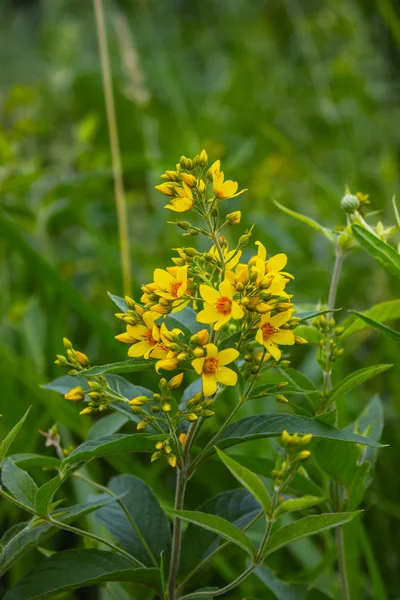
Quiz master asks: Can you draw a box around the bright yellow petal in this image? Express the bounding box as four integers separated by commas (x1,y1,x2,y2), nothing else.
214,314,231,331
266,341,281,361
127,324,148,340
255,329,264,345
192,357,205,375
143,312,155,329
200,285,220,305
202,374,217,397
255,241,267,262
152,324,160,342
197,307,219,324
215,366,237,386
267,254,287,273
231,301,244,320
150,347,168,359
219,279,233,299
204,343,218,357
115,332,134,344
128,341,151,357
217,348,240,366
270,310,293,327
154,268,173,290
271,331,295,345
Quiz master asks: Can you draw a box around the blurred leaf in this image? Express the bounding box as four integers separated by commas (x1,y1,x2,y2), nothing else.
347,463,372,510
348,311,400,342
166,509,255,555
3,550,161,599
263,512,361,557
180,489,260,576
165,306,203,336
312,439,359,488
0,408,31,466
216,448,271,513
297,309,341,322
327,364,392,405
274,202,334,242
108,292,129,312
341,299,400,338
293,325,323,344
10,454,61,469
352,224,400,280
96,474,170,568
62,434,160,470
273,496,324,518
1,459,38,508
82,359,154,376
254,565,332,599
87,413,129,440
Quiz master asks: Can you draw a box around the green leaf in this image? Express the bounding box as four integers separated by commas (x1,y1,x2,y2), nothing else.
312,439,359,488
327,364,392,405
255,565,332,600
4,549,161,599
341,299,400,338
82,359,154,376
273,495,324,518
10,454,61,470
165,306,203,336
293,325,324,345
215,448,272,513
61,434,160,470
108,292,128,312
211,415,382,463
34,475,63,517
0,408,31,466
274,201,334,242
347,462,372,510
352,224,400,280
166,509,255,556
96,474,171,568
263,512,361,557
1,459,38,508
348,311,400,343
297,308,341,322
87,412,130,440
180,489,261,576
0,496,122,577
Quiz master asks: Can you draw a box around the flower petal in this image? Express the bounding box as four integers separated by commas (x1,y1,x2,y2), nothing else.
192,357,205,375
271,331,295,345
270,310,293,327
219,279,233,299
200,285,220,305
204,343,218,357
202,374,217,397
231,301,244,320
214,314,231,331
267,253,287,273
215,366,237,386
255,241,267,263
197,307,219,324
127,324,148,340
154,268,174,289
217,348,240,366
128,341,151,357
266,341,281,361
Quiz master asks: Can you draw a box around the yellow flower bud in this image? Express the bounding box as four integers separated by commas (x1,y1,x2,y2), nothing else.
191,329,209,346
297,450,311,461
168,454,177,468
294,336,308,345
136,420,147,431
186,413,199,422
151,451,161,462
300,434,313,446
226,210,241,224
76,351,89,367
129,396,149,406
156,358,179,373
192,347,204,358
179,433,187,445
162,403,172,413
154,183,176,196
181,173,197,187
63,337,73,349
65,386,85,402
199,149,208,167
168,372,184,389
79,407,93,415
155,441,164,450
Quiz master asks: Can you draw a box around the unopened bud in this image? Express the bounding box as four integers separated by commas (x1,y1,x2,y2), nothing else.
276,394,289,404
297,450,311,461
341,193,360,213
129,396,148,406
202,410,215,418
65,386,85,402
63,338,73,349
226,211,241,224
186,413,199,422
169,372,184,389
79,407,93,415
192,347,204,358
294,336,308,345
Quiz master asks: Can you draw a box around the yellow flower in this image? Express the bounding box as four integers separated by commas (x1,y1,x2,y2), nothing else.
153,265,188,301
155,183,176,196
255,241,291,279
255,310,295,361
197,279,244,330
164,182,194,212
192,343,239,396
116,312,168,360
209,244,242,269
211,161,246,200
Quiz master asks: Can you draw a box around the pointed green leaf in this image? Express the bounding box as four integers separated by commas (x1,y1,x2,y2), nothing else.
4,549,161,599
87,413,130,440
275,201,334,242
327,364,392,405
348,311,400,343
352,224,400,280
82,359,154,376
96,475,171,567
263,511,361,557
62,434,162,470
166,509,255,555
0,408,31,466
341,299,400,338
34,475,63,517
273,495,325,518
10,454,61,469
2,459,38,508
297,308,341,322
255,565,332,599
216,448,272,513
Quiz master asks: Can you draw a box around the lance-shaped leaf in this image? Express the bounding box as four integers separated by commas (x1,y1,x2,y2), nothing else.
10,454,61,470
275,201,334,242
273,495,325,518
263,511,361,558
62,434,161,470
348,311,400,343
297,308,341,322
352,224,400,280
4,549,161,599
179,489,260,576
255,565,332,599
81,359,154,376
216,448,272,513
0,496,121,577
1,459,38,509
208,414,382,463
96,474,171,568
327,364,392,405
0,407,31,466
166,509,255,556
341,299,400,338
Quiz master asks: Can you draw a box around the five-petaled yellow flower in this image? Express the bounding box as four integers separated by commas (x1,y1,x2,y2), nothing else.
255,310,295,361
153,265,189,305
164,183,194,213
192,343,239,396
209,160,247,200
116,312,167,359
255,241,291,279
197,279,244,330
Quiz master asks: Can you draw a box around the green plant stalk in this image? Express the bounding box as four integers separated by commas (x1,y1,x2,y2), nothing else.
179,564,256,600
321,245,351,600
93,0,132,296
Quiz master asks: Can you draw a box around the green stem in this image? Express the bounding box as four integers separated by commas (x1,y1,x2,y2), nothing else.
178,564,257,600
337,525,351,600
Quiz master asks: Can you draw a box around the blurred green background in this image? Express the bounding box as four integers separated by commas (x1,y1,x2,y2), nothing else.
1,0,400,598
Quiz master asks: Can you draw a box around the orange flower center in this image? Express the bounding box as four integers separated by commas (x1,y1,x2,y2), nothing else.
216,296,232,315
203,357,220,375
143,331,157,346
261,322,278,340
170,281,182,298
